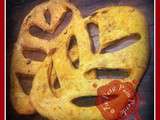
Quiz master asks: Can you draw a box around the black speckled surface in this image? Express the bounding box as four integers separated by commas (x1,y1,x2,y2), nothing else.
6,0,154,119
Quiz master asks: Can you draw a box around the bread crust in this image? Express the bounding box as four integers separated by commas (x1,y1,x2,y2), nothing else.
11,0,149,119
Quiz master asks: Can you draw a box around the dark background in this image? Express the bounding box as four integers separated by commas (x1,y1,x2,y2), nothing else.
6,0,154,120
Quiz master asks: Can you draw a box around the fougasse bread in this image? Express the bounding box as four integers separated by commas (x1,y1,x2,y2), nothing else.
11,0,149,119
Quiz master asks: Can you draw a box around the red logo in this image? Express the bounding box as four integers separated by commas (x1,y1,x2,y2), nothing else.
96,81,140,120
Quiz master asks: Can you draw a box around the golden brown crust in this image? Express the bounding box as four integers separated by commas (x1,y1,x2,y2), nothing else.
11,0,149,119
11,0,79,115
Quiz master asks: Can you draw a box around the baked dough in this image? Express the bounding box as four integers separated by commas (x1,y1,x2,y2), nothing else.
11,0,149,119
10,0,79,114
